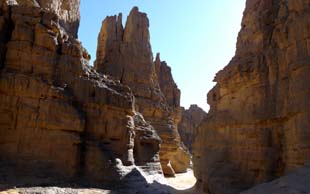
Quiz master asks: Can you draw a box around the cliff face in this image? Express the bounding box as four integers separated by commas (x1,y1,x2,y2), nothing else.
193,0,310,193
0,1,161,186
5,0,80,38
95,7,188,176
154,53,180,108
178,105,207,153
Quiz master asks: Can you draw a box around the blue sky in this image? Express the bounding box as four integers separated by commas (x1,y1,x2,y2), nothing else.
79,0,246,111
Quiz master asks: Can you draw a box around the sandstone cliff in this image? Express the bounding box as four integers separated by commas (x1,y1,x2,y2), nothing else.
0,1,162,187
178,104,207,153
95,7,189,176
154,53,180,108
193,0,310,193
5,0,80,38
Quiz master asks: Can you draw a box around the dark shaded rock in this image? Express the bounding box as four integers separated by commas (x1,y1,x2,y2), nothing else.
193,0,310,193
241,166,310,194
178,105,207,153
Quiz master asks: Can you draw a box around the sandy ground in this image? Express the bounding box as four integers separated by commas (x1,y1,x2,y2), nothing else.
165,169,199,194
165,169,196,191
0,169,198,194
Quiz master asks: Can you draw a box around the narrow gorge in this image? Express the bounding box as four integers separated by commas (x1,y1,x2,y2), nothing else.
0,0,309,194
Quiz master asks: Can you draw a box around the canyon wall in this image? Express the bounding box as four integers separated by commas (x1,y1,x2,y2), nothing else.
0,1,162,187
95,7,189,176
178,104,207,153
193,0,310,193
6,0,80,37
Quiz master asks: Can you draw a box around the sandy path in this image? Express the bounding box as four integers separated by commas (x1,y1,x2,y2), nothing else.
165,169,198,194
0,169,199,194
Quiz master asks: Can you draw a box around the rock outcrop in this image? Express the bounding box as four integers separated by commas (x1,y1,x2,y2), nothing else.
154,53,180,108
5,0,80,38
170,144,191,173
193,0,310,193
241,166,310,194
95,7,189,176
0,1,162,187
178,105,207,153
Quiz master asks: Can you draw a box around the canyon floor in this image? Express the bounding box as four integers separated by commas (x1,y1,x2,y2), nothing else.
0,169,197,194
166,169,197,193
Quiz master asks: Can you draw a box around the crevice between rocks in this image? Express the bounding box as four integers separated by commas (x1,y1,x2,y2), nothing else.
0,6,14,70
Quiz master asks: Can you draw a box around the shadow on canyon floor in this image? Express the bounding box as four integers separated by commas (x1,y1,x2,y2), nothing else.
0,167,199,194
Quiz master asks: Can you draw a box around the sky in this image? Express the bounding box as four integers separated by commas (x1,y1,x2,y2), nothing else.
78,0,246,112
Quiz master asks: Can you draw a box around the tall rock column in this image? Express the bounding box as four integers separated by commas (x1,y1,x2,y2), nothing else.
154,53,181,108
95,7,189,176
193,0,310,193
154,53,189,174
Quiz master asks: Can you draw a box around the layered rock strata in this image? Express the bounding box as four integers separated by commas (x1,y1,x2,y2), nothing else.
5,0,80,37
178,104,207,153
95,7,189,176
0,1,161,187
193,0,310,193
154,53,190,174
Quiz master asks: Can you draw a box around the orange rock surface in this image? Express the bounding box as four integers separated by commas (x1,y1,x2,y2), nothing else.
193,0,310,193
95,7,189,176
0,1,161,187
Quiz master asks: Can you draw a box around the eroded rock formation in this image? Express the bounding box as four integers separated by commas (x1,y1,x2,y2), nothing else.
154,53,180,108
193,0,310,193
178,104,207,153
95,7,189,176
5,0,80,37
0,1,162,187
170,144,190,173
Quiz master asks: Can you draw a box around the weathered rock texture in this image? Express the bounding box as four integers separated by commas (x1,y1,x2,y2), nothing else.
241,166,310,194
5,0,80,37
170,144,191,173
154,53,181,108
95,7,189,176
0,1,162,187
193,0,310,193
178,105,207,153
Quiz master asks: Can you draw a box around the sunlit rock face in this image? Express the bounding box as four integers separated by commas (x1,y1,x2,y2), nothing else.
95,7,189,176
5,0,80,38
0,1,161,186
178,105,207,153
193,0,310,193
